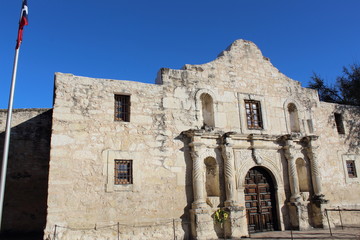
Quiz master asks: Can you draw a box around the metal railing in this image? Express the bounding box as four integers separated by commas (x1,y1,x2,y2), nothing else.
49,218,191,240
325,207,360,236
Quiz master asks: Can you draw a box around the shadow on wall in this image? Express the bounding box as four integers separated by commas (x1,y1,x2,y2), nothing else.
0,109,52,239
279,148,292,230
331,105,360,153
175,133,193,239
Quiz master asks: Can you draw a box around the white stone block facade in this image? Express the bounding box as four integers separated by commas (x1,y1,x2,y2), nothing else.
41,40,360,239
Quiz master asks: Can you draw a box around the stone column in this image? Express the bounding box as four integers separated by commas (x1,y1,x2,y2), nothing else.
304,136,323,197
221,144,237,207
303,136,328,228
189,144,213,240
283,138,301,202
190,146,206,209
221,134,244,239
185,130,219,240
308,146,322,196
282,136,312,230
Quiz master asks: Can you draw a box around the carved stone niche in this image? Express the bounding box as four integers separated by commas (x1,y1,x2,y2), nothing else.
204,156,221,209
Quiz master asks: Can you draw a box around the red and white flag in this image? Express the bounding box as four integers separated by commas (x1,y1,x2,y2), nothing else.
16,0,28,49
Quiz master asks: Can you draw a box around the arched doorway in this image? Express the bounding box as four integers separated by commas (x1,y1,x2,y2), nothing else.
244,167,278,233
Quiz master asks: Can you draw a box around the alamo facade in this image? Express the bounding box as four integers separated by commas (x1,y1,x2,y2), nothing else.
1,39,360,239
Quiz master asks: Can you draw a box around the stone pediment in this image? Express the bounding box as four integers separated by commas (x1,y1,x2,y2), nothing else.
157,39,306,93
182,39,272,71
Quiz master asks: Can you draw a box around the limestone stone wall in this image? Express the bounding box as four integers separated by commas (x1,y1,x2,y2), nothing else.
44,40,360,239
0,108,52,235
44,74,193,240
314,102,360,226
156,40,319,136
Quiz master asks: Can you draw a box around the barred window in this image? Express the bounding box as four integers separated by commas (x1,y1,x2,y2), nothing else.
346,160,357,178
114,160,133,184
245,100,263,129
114,95,130,122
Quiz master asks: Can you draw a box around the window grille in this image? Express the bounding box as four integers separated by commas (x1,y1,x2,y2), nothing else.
114,95,130,122
346,160,357,178
114,160,133,184
245,100,263,129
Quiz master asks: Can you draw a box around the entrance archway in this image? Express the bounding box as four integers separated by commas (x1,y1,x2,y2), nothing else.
244,167,278,233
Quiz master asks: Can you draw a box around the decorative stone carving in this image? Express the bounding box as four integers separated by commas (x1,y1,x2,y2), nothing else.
300,192,310,202
221,135,238,206
282,136,301,202
302,136,327,203
206,196,220,208
248,134,263,165
190,148,206,209
235,150,252,189
252,148,263,165
297,202,311,230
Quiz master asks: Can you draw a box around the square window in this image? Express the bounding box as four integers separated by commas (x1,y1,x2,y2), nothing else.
244,100,263,129
346,160,357,178
114,95,130,122
114,160,133,184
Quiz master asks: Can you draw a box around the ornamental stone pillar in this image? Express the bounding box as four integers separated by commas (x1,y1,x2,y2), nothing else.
302,136,328,228
221,143,237,206
221,133,244,239
283,137,307,230
283,138,301,202
303,136,323,197
281,135,315,230
185,130,221,240
189,143,207,209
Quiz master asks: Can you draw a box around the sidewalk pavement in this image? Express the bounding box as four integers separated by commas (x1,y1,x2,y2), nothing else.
247,227,360,240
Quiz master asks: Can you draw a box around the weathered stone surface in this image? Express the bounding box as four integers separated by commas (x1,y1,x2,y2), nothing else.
43,40,360,239
0,108,52,235
2,40,359,239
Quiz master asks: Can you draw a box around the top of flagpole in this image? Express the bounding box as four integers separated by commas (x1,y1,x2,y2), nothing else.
16,0,28,49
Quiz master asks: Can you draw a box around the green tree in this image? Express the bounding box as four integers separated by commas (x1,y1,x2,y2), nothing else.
308,63,360,106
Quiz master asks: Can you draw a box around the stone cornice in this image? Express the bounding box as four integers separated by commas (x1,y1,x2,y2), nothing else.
181,128,224,139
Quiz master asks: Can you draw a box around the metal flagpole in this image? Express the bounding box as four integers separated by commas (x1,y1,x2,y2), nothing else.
0,46,21,231
0,0,28,231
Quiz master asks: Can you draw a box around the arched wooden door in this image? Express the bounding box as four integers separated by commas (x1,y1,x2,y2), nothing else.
244,167,277,233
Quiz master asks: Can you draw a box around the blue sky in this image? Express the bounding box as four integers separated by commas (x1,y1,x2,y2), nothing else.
0,0,359,109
